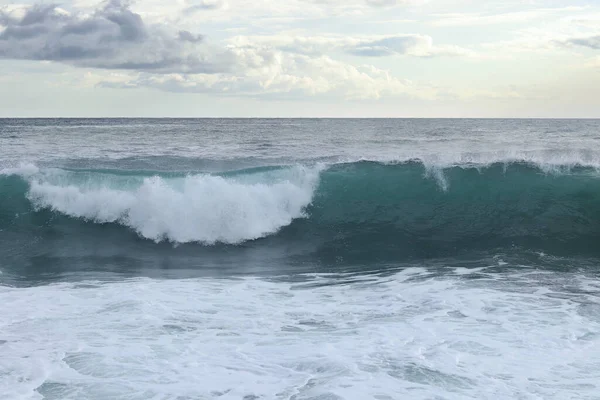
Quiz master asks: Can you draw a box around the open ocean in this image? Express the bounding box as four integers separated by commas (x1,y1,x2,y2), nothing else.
1,118,600,400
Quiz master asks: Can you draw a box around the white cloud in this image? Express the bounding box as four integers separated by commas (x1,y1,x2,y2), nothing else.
228,34,475,58
585,56,600,68
479,9,600,56
101,0,430,26
97,51,440,100
566,14,600,29
431,7,585,26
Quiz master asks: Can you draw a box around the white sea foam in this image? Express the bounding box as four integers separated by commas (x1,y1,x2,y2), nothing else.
1,269,599,400
335,148,600,172
22,166,321,244
0,163,40,178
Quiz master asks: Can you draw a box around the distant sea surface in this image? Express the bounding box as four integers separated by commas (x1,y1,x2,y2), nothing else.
1,118,600,399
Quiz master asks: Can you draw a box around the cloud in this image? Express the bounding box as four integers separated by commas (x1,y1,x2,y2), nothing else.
167,0,428,24
475,7,600,57
562,35,600,50
585,56,600,68
96,52,440,101
314,0,424,7
350,36,431,56
178,30,204,43
0,0,453,101
0,1,220,73
482,22,600,56
566,14,600,29
185,0,227,13
431,7,586,27
229,34,475,58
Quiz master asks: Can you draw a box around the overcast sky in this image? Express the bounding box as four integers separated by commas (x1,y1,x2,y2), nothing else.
0,0,599,117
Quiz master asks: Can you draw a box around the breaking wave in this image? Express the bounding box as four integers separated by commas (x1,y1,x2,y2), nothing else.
2,160,600,258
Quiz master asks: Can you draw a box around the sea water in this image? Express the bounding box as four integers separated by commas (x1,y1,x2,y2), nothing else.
1,118,600,399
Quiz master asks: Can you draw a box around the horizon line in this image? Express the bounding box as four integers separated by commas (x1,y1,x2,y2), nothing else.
1,116,600,120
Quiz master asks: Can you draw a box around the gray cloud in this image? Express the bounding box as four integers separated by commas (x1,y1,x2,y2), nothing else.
20,4,62,26
185,0,227,13
102,0,147,42
0,11,12,27
178,30,204,43
564,35,600,50
0,1,220,73
348,36,425,56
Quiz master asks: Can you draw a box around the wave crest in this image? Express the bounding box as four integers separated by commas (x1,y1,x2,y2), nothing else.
24,166,321,244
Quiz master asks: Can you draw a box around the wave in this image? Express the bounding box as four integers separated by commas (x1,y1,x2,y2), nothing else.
2,160,600,258
1,164,320,244
4,146,600,175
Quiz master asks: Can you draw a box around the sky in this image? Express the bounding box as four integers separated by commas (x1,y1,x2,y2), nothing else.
0,0,599,117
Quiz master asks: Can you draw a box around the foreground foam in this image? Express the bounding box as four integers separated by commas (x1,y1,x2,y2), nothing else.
1,269,598,400
25,166,320,244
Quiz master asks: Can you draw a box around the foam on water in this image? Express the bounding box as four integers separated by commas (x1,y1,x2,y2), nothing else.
16,165,321,244
0,163,40,178
1,268,599,400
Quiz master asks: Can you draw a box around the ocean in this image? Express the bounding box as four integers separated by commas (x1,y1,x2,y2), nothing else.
1,118,599,399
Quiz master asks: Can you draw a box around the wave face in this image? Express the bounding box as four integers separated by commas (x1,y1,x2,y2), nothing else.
2,161,600,266
305,161,600,260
